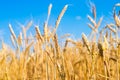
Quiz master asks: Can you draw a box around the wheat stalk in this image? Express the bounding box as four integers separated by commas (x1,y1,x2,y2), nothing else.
10,35,16,47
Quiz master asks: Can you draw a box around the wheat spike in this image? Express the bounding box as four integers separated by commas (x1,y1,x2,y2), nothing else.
107,24,116,33
44,22,48,41
52,5,68,37
115,3,120,6
35,26,44,42
97,17,103,28
25,21,33,31
92,4,96,19
102,36,109,51
114,14,120,27
18,32,22,46
63,39,69,52
60,34,71,39
44,4,52,42
47,3,52,22
9,23,19,49
53,34,60,57
87,23,98,32
9,24,17,43
87,15,97,27
113,3,120,27
82,33,91,53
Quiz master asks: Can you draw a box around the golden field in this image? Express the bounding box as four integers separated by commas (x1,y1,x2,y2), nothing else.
0,3,120,80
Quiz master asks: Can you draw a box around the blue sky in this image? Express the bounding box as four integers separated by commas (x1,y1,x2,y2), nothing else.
0,0,120,46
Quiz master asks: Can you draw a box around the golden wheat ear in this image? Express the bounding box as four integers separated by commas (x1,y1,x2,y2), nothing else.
35,26,44,42
9,24,20,49
9,24,17,43
113,3,120,28
51,5,68,37
44,4,52,42
82,33,91,53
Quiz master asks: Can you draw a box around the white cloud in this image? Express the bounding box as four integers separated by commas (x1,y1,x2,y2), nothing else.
76,16,81,20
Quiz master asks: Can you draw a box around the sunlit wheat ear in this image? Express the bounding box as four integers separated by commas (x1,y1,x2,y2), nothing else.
82,33,91,53
25,20,33,31
26,54,35,79
91,4,96,19
113,3,120,13
67,38,77,45
63,38,75,53
109,23,116,27
105,30,109,38
24,41,34,57
113,3,120,28
52,5,68,37
9,24,19,47
102,36,109,51
63,39,69,52
87,15,97,27
114,13,120,27
60,34,71,39
98,31,102,42
44,22,48,42
22,26,26,39
97,17,103,28
109,31,112,41
107,24,116,34
99,24,110,35
113,3,120,12
18,32,22,46
87,23,97,32
98,42,103,57
35,26,44,42
47,3,52,22
44,4,52,42
115,3,120,7
53,34,60,57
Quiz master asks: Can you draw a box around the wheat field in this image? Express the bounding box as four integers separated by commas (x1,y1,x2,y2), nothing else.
0,3,120,80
